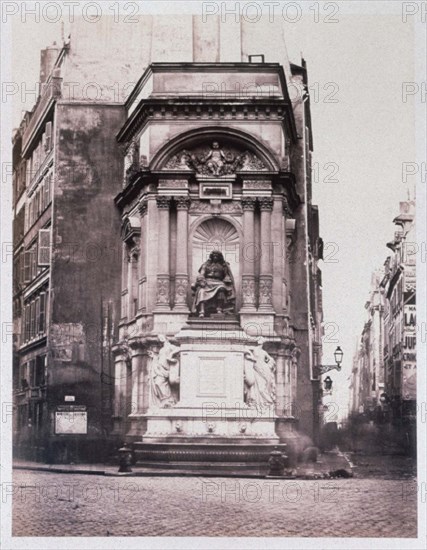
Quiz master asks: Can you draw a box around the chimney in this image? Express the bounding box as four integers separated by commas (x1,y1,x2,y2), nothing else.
39,42,60,84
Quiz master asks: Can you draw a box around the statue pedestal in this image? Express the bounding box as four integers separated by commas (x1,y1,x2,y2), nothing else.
133,325,284,472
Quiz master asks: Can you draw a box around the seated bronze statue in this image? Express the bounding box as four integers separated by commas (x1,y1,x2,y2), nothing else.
191,251,236,318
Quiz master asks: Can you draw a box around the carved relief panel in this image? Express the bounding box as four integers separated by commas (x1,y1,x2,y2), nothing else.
164,141,268,175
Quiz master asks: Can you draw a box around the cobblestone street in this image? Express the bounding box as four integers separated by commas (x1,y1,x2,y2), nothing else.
11,470,417,538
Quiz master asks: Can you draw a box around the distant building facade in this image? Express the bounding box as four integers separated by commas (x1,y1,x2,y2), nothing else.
349,270,385,417
12,16,324,463
349,200,416,443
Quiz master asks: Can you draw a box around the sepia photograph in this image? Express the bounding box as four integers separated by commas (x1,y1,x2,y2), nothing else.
0,1,426,548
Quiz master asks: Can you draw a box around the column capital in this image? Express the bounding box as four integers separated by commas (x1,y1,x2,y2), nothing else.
138,199,148,215
156,195,173,209
258,197,274,211
175,196,191,210
241,196,257,211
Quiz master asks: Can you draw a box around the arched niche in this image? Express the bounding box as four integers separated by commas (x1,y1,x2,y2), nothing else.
190,217,242,311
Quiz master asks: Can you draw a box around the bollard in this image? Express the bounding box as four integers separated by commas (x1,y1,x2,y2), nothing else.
118,444,133,473
267,449,287,477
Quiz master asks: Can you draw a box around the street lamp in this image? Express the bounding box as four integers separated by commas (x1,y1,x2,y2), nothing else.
334,346,343,368
324,376,333,391
315,346,344,376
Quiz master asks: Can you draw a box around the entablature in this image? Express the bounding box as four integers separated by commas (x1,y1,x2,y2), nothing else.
118,98,297,147
114,169,301,217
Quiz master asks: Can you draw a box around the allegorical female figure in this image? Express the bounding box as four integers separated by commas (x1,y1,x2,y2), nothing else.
244,337,276,410
148,335,180,408
191,250,236,317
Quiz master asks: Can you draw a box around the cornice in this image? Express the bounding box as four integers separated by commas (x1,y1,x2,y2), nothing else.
117,98,297,145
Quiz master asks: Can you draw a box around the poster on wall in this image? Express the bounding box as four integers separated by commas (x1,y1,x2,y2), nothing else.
55,406,87,434
402,304,416,401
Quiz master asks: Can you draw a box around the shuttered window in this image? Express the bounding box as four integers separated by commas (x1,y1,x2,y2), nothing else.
35,296,40,338
38,292,46,334
44,121,52,152
31,244,38,278
23,250,32,282
38,229,50,266
29,301,35,340
24,305,30,342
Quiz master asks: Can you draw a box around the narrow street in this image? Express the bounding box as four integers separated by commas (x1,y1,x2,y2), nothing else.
12,470,417,538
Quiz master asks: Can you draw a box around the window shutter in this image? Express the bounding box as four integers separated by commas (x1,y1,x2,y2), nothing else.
20,161,26,190
24,305,30,342
38,292,46,334
38,229,51,266
20,252,25,286
31,245,37,278
30,301,35,340
35,188,40,217
40,180,45,212
47,173,52,205
35,296,40,338
23,250,32,282
44,121,52,152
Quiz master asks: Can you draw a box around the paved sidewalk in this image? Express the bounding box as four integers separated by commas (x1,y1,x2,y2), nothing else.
13,448,353,478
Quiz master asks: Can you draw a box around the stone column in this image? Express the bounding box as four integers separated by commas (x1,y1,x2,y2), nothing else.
258,197,274,311
130,353,140,415
275,349,287,416
141,353,150,413
240,197,256,311
174,196,190,311
112,346,130,435
128,345,145,437
283,353,292,416
155,196,172,310
138,200,147,311
290,348,299,415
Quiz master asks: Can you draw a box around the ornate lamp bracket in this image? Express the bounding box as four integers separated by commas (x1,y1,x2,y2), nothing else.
316,364,342,376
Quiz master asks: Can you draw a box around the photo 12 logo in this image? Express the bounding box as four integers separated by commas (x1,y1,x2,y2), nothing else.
202,2,340,24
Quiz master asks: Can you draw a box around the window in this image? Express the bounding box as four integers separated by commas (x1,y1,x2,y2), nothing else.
38,292,46,334
44,121,52,152
43,173,52,209
18,405,28,427
20,363,29,391
23,249,32,283
35,355,46,386
13,255,21,294
22,289,48,344
38,229,51,266
29,301,35,340
31,243,38,279
20,161,26,194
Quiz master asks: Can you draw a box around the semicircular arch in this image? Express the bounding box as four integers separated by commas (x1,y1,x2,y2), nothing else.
150,126,280,172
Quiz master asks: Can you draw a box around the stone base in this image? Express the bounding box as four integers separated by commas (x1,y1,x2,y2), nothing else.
132,441,288,475
128,322,288,474
143,407,279,440
240,312,275,337
152,311,190,334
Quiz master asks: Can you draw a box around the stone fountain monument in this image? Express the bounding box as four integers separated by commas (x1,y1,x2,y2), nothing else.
111,60,323,472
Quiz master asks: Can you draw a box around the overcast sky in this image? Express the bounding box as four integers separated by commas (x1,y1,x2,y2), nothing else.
9,2,421,420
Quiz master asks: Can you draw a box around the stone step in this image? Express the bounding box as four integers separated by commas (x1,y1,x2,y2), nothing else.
136,461,267,471
132,441,288,466
140,436,282,445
